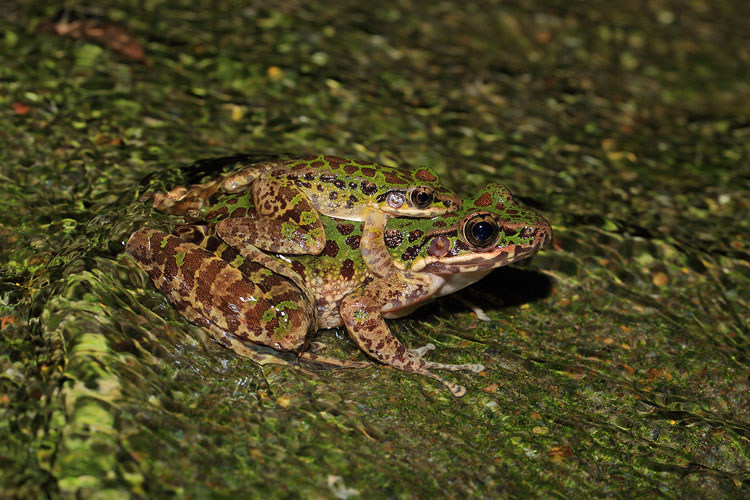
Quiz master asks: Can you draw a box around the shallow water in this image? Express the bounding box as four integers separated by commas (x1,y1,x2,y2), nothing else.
1,1,748,498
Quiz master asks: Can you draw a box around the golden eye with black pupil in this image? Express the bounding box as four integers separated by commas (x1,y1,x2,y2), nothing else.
464,214,499,247
409,187,434,208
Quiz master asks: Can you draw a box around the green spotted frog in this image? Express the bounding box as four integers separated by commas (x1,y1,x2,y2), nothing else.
127,183,551,396
152,154,462,279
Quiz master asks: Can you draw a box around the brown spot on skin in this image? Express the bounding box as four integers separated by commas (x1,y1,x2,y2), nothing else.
345,235,361,249
336,223,354,235
340,259,355,280
342,164,358,175
310,161,325,168
291,260,307,280
325,155,347,165
360,167,376,177
384,172,408,185
294,179,312,189
226,198,238,205
433,220,447,227
504,209,519,215
349,182,357,189
408,229,423,242
320,174,335,183
324,240,339,258
229,207,247,218
475,192,492,207
503,227,518,237
206,206,229,221
415,168,437,182
303,172,316,181
333,179,346,189
361,180,378,196
401,245,420,261
329,191,338,200
428,235,451,257
384,229,403,248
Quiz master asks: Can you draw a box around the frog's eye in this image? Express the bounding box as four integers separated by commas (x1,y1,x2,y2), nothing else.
464,214,499,248
410,187,434,209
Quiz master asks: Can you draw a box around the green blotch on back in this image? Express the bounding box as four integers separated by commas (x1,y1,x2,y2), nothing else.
174,251,186,267
261,309,275,323
290,193,304,206
353,310,369,321
281,222,300,240
300,210,319,227
276,300,299,311
160,236,169,248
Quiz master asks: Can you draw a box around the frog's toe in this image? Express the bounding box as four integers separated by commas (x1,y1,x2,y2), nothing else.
423,372,467,397
408,343,436,357
424,360,485,374
309,341,327,353
447,383,467,398
298,352,370,369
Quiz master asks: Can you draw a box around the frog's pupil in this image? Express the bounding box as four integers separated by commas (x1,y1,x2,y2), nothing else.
472,221,494,242
417,192,430,204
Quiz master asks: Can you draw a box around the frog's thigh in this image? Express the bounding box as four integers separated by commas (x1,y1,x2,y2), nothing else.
339,280,472,397
249,177,326,254
213,226,317,312
216,215,324,255
126,229,313,354
359,208,395,278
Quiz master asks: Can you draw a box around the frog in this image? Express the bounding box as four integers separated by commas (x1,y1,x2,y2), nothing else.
126,183,552,396
151,154,463,280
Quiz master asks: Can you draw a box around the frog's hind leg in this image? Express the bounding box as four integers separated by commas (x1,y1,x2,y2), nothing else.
126,229,315,361
212,226,319,313
236,176,327,255
150,158,284,216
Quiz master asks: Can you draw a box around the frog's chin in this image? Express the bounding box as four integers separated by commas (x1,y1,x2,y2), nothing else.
381,269,493,320
431,269,495,298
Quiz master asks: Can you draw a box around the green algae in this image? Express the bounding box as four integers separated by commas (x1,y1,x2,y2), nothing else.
1,0,748,498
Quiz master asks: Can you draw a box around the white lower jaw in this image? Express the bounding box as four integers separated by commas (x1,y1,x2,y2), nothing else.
381,269,494,319
432,269,494,298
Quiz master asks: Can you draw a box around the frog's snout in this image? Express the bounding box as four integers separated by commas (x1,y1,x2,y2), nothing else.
526,218,552,249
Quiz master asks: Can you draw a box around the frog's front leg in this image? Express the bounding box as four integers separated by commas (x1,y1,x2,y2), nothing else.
339,273,484,397
358,208,396,278
126,228,315,364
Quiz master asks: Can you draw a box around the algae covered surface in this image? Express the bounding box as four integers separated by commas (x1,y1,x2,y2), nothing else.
1,0,748,498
